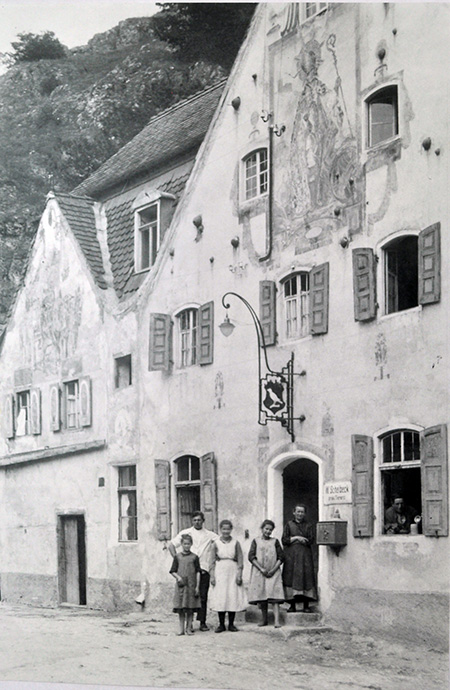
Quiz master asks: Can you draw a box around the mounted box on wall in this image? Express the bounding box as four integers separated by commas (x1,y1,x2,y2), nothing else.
316,521,348,555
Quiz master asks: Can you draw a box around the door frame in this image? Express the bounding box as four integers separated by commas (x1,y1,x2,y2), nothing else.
56,511,87,606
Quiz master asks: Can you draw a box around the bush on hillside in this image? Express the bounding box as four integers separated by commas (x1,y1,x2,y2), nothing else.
5,32,67,65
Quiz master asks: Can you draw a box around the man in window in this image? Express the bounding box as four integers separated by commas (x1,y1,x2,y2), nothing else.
168,511,218,631
384,495,420,535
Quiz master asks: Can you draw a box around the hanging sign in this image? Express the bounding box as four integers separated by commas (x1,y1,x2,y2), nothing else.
324,481,352,505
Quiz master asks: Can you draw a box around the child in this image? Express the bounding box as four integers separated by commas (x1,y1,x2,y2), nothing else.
209,519,246,632
169,533,200,635
248,519,284,628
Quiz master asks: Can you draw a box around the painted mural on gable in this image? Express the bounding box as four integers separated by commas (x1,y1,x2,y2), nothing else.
269,8,362,254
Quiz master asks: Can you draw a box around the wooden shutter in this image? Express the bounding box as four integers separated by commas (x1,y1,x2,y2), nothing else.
200,452,218,532
352,248,377,321
4,393,14,439
154,459,171,540
79,376,92,427
421,424,448,537
352,435,374,537
50,384,61,431
198,301,214,365
149,313,172,371
310,263,329,335
30,388,41,435
419,222,440,305
260,281,276,346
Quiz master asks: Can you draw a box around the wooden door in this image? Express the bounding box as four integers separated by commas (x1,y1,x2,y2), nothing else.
58,515,86,605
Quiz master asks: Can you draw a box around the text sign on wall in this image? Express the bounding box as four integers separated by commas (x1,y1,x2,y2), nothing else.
324,481,352,505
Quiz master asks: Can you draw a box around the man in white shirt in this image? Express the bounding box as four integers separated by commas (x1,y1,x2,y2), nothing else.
168,510,218,631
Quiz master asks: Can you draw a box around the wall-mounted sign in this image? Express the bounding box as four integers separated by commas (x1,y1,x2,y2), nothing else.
324,481,352,505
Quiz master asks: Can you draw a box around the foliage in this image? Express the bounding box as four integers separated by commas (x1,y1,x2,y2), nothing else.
153,3,256,69
5,31,67,65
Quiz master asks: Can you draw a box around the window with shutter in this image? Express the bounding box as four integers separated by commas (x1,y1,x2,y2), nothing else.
310,263,329,335
352,435,374,537
154,459,171,540
199,301,214,365
174,455,201,531
352,249,377,321
418,223,440,305
200,452,218,532
15,390,30,436
281,273,310,339
260,281,276,346
118,465,138,541
149,313,172,371
421,425,448,537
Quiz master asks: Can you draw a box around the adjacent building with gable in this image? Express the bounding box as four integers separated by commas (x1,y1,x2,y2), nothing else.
0,4,448,647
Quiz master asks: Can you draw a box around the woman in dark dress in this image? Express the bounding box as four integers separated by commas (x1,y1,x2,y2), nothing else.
282,504,317,612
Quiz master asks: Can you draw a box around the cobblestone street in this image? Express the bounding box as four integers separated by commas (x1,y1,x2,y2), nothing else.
0,602,447,690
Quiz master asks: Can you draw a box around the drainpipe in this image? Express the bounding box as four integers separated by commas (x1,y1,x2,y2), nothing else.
259,122,274,263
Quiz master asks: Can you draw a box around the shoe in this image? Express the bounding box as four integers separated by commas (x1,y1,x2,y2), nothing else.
215,625,226,633
258,620,268,627
199,623,209,631
228,624,239,632
286,606,296,613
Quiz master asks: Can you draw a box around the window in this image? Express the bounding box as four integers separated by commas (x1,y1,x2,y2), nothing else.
283,273,310,339
244,149,268,200
118,465,137,541
366,85,398,147
64,380,80,429
115,355,132,388
135,203,159,272
175,456,201,532
16,390,31,436
384,235,418,314
178,309,198,367
380,430,422,534
304,2,327,19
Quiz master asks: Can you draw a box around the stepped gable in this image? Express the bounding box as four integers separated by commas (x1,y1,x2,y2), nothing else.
54,192,107,290
74,79,226,198
106,171,190,299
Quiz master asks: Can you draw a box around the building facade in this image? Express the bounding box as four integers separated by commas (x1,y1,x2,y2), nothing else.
0,4,448,646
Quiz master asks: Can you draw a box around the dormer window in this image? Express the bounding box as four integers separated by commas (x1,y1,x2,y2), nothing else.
366,85,398,148
135,203,159,272
244,148,268,200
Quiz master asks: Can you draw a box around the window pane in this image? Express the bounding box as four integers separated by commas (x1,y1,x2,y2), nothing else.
383,436,392,463
368,88,397,147
140,228,150,269
139,205,157,225
392,432,401,463
177,456,190,482
119,465,136,487
191,456,200,481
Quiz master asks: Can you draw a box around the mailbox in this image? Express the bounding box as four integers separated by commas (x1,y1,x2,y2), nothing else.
316,521,348,547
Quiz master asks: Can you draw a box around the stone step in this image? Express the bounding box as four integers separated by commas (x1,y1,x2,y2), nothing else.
245,604,321,626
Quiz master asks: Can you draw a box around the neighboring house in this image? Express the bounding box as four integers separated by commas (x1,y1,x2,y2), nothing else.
0,2,448,649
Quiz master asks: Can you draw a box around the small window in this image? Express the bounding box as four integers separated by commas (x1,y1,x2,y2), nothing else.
367,85,398,148
244,149,268,200
380,430,422,535
135,203,159,272
175,456,201,532
64,380,80,429
178,308,198,367
118,465,137,541
16,390,31,436
304,2,327,19
282,272,310,339
384,235,418,314
115,355,132,388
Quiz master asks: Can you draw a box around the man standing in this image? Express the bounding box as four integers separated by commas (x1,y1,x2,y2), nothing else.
168,511,217,631
384,496,420,534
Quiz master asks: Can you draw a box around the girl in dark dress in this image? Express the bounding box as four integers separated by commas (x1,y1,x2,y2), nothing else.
170,533,201,635
282,504,318,612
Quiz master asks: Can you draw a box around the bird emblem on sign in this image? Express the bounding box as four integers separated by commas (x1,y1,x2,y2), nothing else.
261,374,287,418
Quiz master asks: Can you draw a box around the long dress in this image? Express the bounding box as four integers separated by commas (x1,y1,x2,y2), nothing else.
282,519,318,602
170,551,201,612
248,537,285,604
209,537,247,612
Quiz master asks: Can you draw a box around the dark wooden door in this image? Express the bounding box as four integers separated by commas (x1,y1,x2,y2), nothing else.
58,515,86,605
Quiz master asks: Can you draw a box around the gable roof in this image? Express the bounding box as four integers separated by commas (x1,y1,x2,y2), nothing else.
54,192,107,290
74,80,226,198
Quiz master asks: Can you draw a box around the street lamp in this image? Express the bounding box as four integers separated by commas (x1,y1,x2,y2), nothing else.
219,292,305,442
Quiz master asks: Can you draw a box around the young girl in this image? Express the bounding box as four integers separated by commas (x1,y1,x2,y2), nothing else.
170,533,200,635
248,519,284,628
209,519,246,632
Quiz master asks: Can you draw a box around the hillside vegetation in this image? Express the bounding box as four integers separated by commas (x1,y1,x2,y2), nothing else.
0,6,255,324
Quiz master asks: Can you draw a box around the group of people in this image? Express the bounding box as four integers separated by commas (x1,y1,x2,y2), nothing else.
168,505,317,635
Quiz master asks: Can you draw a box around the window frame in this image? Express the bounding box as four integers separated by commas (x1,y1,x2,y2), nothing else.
63,379,80,430
281,271,311,340
303,2,327,21
114,354,132,389
365,84,399,149
134,201,160,274
176,306,199,368
380,231,420,317
174,455,201,533
15,389,31,437
118,464,138,542
242,148,269,201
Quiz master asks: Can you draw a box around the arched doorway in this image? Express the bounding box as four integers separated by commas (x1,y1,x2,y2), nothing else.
283,458,319,576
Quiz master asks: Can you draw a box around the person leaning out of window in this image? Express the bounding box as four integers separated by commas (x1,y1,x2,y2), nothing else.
384,495,420,535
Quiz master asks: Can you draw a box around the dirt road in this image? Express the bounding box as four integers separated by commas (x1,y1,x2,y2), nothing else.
0,602,447,690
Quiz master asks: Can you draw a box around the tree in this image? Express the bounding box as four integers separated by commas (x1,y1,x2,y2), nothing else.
5,32,67,65
152,3,256,70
